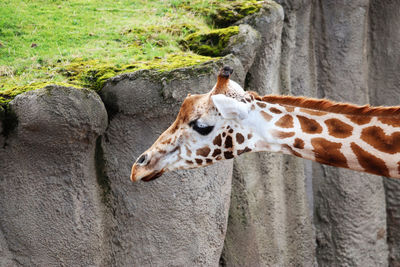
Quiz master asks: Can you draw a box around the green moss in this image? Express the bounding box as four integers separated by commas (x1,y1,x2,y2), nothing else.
181,26,239,57
0,81,82,106
210,1,262,28
0,52,217,105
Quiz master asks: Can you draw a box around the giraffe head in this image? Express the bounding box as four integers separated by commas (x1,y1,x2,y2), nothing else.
131,66,265,182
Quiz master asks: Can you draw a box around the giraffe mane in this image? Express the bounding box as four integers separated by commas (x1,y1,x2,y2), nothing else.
248,92,400,117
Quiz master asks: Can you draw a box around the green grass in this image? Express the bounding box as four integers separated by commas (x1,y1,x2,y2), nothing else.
0,0,260,104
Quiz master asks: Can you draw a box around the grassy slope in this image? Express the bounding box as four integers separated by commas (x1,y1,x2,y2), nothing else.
0,0,260,104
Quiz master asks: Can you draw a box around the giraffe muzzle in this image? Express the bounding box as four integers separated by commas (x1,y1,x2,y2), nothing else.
131,153,165,182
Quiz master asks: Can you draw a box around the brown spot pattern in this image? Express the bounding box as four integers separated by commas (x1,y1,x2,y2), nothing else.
293,138,305,149
236,133,245,144
195,158,203,165
275,114,294,128
186,160,193,165
298,115,322,134
270,107,282,114
351,143,389,177
361,126,400,154
224,151,234,159
283,145,302,157
196,147,211,157
237,147,252,155
311,138,348,168
225,135,233,149
346,115,371,125
300,108,327,116
398,161,400,175
274,131,295,139
379,117,400,127
206,159,213,164
325,118,353,138
212,149,221,157
256,102,266,108
228,129,234,134
247,134,253,139
285,106,295,112
261,110,272,122
213,134,222,146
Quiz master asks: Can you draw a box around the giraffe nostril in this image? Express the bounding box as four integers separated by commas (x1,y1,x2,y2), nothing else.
137,154,148,165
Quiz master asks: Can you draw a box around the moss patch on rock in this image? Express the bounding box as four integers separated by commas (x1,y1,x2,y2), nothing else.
210,1,262,28
0,81,82,106
181,26,239,57
0,52,217,106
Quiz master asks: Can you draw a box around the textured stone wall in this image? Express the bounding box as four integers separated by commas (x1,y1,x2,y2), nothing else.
1,1,399,266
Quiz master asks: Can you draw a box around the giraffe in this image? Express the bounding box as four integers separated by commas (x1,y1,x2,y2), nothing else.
131,66,400,182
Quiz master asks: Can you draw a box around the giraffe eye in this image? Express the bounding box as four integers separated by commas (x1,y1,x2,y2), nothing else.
189,119,214,136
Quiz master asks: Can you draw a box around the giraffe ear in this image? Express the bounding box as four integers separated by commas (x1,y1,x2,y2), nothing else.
211,94,249,120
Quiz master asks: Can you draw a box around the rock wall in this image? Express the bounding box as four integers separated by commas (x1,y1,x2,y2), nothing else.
1,1,400,266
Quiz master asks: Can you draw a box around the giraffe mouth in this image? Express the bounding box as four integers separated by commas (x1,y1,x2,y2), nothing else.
141,170,165,182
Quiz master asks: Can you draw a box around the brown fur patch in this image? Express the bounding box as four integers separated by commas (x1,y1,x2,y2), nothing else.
196,147,211,157
186,160,193,165
325,118,353,138
225,135,233,149
186,146,192,156
237,147,252,155
228,129,234,134
213,75,229,94
195,158,203,165
351,143,389,177
236,133,245,144
274,131,295,139
346,115,371,125
379,117,400,127
398,161,400,175
361,126,400,154
275,114,294,128
213,134,222,146
212,149,221,157
300,108,327,116
224,151,234,159
297,115,322,134
161,138,172,145
283,145,302,157
285,106,295,112
293,138,305,149
311,138,348,168
270,107,282,114
247,133,253,139
206,158,213,164
261,110,272,122
222,132,226,137
256,102,266,108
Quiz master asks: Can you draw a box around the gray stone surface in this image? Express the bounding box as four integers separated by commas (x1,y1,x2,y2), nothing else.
0,105,4,148
369,2,400,265
238,1,284,94
312,1,388,266
0,86,109,266
223,24,261,73
1,1,400,266
100,55,244,266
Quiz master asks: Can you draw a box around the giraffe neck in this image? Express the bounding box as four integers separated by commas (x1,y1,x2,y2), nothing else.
246,98,400,178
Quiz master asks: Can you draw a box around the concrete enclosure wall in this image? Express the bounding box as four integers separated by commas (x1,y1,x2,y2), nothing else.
1,1,399,266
